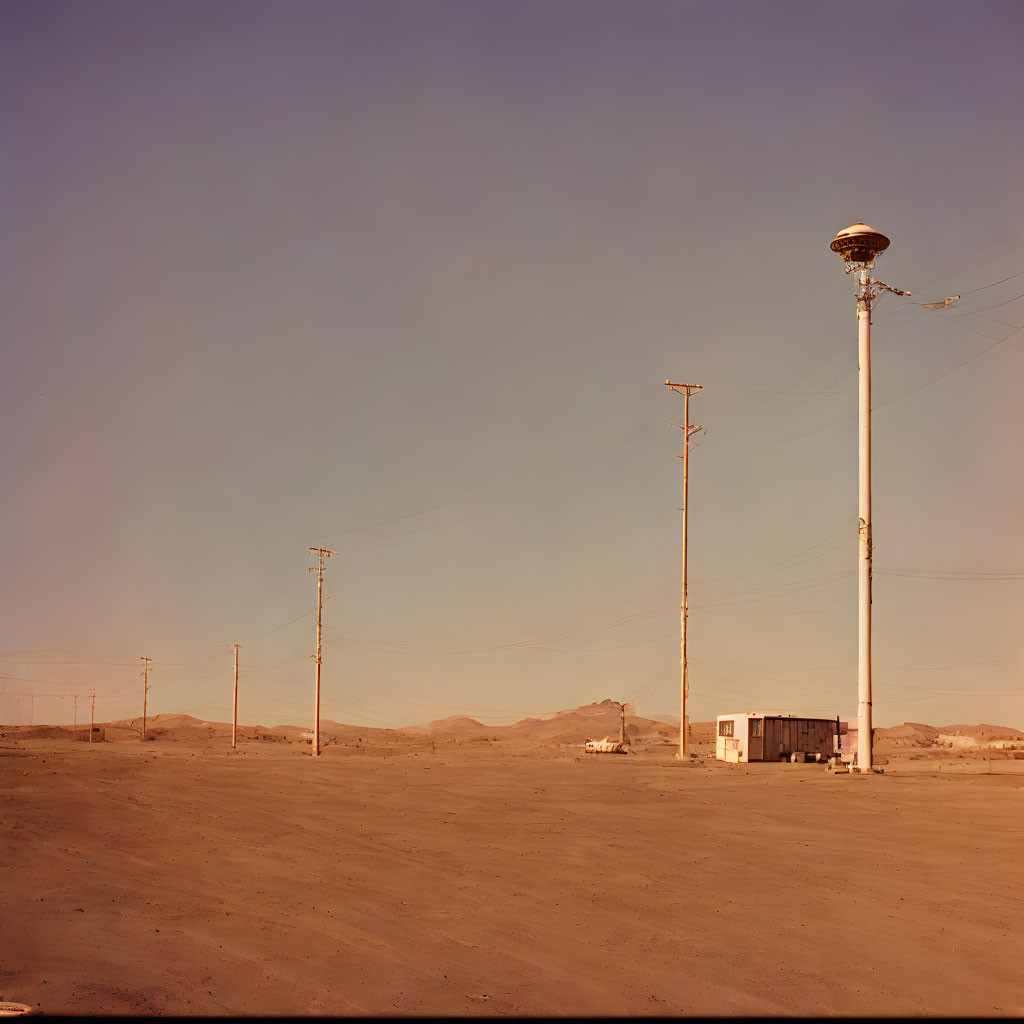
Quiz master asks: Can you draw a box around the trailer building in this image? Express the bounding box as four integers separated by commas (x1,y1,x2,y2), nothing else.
716,712,844,763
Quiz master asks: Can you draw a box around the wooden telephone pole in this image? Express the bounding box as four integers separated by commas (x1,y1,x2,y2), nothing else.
141,657,152,740
309,547,336,757
232,643,240,749
665,381,703,759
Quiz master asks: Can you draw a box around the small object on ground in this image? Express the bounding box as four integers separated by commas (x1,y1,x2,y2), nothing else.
0,1003,32,1016
584,739,630,754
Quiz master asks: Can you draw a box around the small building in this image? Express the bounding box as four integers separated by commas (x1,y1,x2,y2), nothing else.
716,712,844,763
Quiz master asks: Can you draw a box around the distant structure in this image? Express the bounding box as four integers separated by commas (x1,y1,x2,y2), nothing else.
716,712,843,764
584,738,630,754
584,700,633,754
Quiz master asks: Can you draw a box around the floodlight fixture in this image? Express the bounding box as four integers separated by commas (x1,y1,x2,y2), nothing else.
829,222,891,266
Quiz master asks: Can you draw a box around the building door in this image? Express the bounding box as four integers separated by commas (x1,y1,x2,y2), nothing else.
748,718,764,761
764,717,794,760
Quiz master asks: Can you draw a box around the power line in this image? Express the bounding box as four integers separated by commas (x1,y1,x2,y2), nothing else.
695,569,853,600
959,269,1024,297
700,602,858,617
878,568,1024,580
237,607,317,643
692,521,853,585
966,289,1024,313
313,505,443,542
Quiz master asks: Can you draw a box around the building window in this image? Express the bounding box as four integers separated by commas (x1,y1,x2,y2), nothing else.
719,720,734,737
751,719,762,738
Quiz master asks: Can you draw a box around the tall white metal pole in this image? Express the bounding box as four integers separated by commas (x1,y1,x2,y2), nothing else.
831,224,900,773
857,271,873,771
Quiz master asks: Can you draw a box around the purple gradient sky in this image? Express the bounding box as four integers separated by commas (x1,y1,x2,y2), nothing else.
2,0,1022,730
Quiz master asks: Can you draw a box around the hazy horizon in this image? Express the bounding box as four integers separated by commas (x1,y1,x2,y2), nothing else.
2,0,1023,731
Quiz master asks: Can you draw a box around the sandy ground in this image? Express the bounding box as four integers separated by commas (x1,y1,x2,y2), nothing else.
2,740,1022,1017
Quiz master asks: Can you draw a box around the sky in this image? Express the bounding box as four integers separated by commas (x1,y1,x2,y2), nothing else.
2,0,1022,732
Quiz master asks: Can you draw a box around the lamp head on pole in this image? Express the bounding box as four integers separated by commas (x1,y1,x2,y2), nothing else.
829,222,890,265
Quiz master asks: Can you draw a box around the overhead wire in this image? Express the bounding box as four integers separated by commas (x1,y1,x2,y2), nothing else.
691,520,853,585
902,234,1022,294
878,568,1024,580
695,569,853,599
313,505,443,541
699,602,858,617
958,269,1024,297
237,607,317,643
321,594,676,657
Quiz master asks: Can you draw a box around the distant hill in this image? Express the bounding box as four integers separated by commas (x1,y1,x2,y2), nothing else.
428,715,493,736
428,699,680,745
10,706,1020,750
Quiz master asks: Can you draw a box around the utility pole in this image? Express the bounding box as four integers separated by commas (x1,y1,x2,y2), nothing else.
141,657,152,741
665,381,703,759
232,642,240,749
90,691,95,744
309,547,336,758
829,224,908,773
857,263,873,774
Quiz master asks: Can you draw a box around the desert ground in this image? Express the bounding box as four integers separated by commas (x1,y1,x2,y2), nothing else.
2,710,1022,1017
